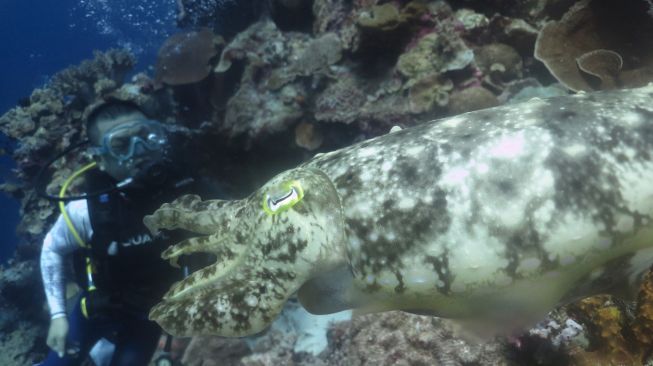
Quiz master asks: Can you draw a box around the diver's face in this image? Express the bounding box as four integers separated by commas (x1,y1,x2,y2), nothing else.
91,112,168,182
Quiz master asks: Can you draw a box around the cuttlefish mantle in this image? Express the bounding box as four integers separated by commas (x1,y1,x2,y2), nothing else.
144,84,653,337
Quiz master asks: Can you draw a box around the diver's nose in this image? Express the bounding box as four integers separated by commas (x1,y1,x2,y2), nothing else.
131,142,150,158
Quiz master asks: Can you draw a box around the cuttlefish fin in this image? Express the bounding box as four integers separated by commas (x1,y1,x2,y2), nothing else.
298,265,360,314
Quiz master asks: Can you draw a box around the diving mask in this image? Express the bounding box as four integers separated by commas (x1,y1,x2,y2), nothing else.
92,119,168,163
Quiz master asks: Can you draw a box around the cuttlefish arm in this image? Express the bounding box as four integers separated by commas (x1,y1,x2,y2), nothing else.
143,168,347,337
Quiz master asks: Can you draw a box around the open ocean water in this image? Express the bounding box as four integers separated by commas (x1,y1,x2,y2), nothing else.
0,0,178,262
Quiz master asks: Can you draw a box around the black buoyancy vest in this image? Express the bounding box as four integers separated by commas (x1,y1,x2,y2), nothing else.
78,170,204,312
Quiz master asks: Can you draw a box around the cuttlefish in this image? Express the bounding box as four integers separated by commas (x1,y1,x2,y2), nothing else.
144,84,653,337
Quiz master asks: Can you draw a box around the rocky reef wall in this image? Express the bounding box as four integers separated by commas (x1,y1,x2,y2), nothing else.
2,0,653,364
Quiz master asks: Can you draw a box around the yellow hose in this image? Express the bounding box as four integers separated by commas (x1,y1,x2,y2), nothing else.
58,161,97,248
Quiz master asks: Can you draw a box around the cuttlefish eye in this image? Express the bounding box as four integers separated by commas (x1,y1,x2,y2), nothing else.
262,180,304,215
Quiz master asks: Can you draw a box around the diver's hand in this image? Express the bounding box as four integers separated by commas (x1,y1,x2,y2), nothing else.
46,317,69,357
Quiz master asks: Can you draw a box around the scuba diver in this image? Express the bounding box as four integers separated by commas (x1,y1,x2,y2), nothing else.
37,100,220,366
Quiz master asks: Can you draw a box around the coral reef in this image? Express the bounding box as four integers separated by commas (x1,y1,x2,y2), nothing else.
448,86,499,114
295,122,323,151
397,32,473,82
347,312,507,365
500,310,579,365
0,260,48,365
180,336,250,366
48,49,135,103
213,21,309,140
154,28,222,87
5,0,653,365
407,74,453,114
634,271,653,350
314,76,367,125
474,43,523,83
566,296,642,365
535,0,653,91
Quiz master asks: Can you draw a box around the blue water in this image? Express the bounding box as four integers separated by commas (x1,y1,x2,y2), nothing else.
0,0,177,262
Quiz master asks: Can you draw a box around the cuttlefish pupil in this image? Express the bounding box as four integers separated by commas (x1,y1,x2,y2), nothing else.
270,189,296,207
263,181,304,214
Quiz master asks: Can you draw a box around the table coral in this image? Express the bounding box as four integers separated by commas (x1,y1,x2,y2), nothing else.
535,0,653,91
154,28,221,87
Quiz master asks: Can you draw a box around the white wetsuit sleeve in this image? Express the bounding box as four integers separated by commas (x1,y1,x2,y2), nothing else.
40,199,93,319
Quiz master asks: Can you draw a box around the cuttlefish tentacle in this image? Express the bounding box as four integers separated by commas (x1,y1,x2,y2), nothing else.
161,232,239,260
162,235,246,301
144,194,238,235
150,265,302,336
145,167,347,337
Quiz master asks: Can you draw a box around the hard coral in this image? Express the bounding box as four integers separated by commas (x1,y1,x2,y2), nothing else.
214,21,316,141
289,32,342,77
474,43,523,83
312,0,363,52
267,32,343,90
295,122,324,151
314,76,366,124
0,260,48,363
397,32,473,84
357,3,403,32
353,1,434,72
181,336,250,366
633,270,653,349
448,86,499,115
223,78,305,141
215,21,290,74
487,15,539,56
575,49,623,90
535,0,653,91
407,74,453,114
49,49,135,103
347,311,506,366
567,295,643,365
154,28,221,87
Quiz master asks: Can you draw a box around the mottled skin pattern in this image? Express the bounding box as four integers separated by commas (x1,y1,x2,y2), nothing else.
145,85,653,337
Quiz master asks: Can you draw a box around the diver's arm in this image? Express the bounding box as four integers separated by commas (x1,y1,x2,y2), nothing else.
40,199,92,319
